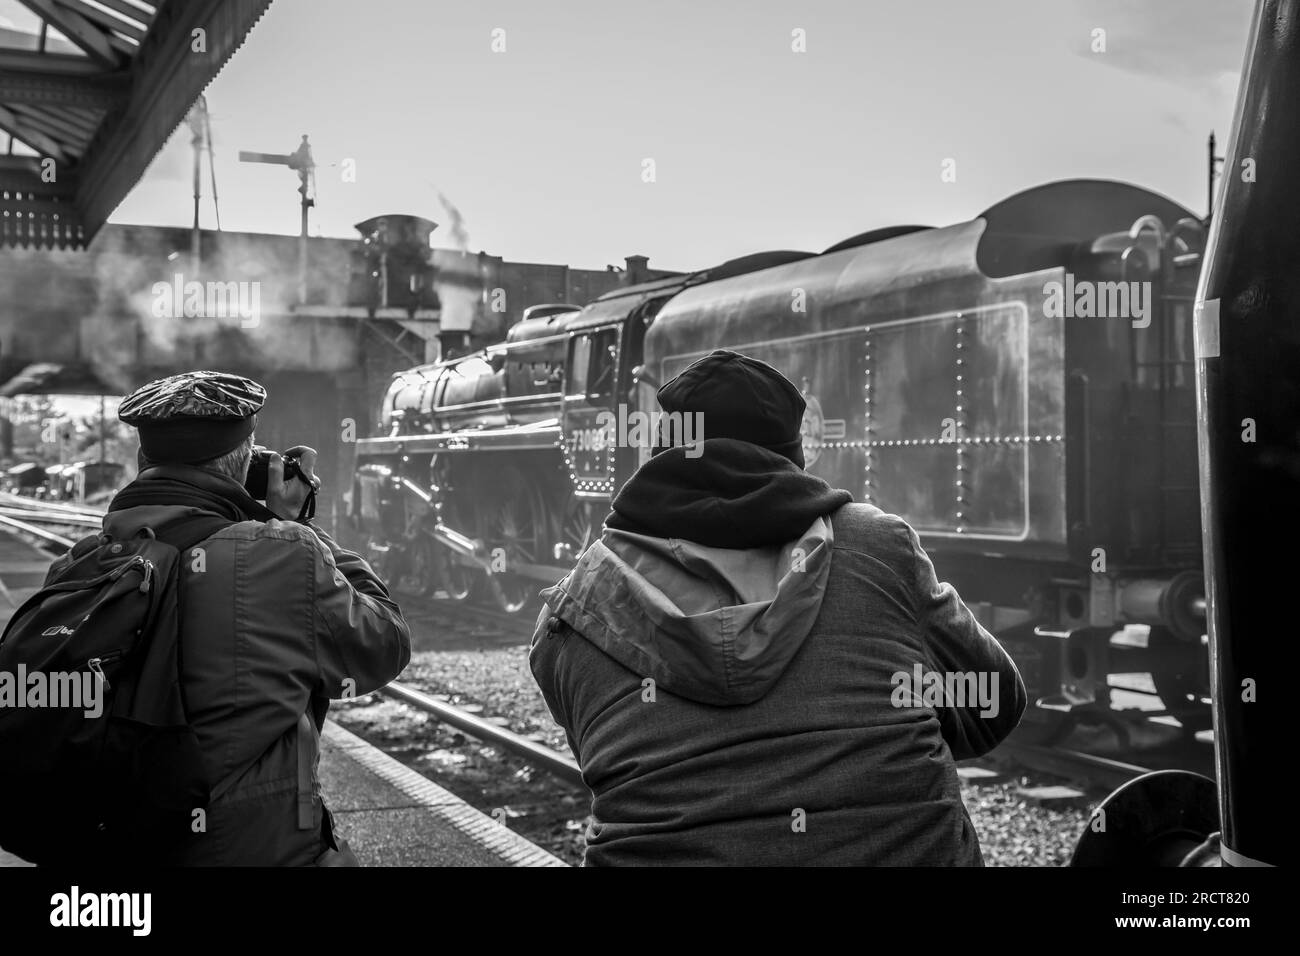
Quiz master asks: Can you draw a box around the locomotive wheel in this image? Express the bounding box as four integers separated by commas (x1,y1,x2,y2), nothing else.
487,576,530,614
557,490,598,561
359,528,408,590
407,531,474,600
1148,625,1213,736
435,548,478,603
400,533,436,595
481,465,548,613
430,498,479,603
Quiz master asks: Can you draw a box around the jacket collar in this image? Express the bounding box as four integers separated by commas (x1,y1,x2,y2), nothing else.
109,463,277,523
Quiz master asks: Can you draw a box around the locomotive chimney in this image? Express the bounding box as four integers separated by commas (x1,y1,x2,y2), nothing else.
624,254,649,285
439,330,471,359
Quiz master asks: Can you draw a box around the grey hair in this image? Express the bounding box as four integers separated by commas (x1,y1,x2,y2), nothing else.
139,434,255,482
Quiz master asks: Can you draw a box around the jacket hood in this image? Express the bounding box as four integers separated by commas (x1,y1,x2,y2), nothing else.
535,517,835,706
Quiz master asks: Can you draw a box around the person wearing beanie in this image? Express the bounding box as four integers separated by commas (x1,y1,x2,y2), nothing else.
102,371,411,865
530,349,1026,866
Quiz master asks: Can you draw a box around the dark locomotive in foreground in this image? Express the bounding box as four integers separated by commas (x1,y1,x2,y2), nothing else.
352,178,1211,741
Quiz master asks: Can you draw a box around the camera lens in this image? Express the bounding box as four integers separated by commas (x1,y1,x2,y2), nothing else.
244,448,275,499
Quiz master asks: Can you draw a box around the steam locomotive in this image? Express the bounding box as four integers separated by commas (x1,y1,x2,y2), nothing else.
352,178,1211,740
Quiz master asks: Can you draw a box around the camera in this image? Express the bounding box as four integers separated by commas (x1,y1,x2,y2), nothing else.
244,445,306,500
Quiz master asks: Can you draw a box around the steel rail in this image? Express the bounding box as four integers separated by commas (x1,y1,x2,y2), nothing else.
0,513,83,547
0,507,103,527
380,680,585,790
998,740,1150,793
0,492,105,518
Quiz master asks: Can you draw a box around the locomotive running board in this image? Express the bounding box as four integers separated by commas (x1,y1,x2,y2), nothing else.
355,424,563,457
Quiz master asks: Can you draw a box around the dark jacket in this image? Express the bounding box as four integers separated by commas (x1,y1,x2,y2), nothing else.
529,442,1026,866
102,465,411,865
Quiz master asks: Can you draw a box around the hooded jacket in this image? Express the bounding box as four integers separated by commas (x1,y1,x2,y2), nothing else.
529,440,1027,866
100,464,411,865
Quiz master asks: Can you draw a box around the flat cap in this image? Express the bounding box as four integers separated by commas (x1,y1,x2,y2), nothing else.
119,370,265,464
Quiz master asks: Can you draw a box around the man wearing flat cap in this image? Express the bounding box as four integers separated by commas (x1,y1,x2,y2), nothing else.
530,350,1026,866
106,370,411,865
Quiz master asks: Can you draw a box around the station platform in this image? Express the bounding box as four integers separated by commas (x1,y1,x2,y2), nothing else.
319,721,565,866
2,722,562,866
0,528,565,868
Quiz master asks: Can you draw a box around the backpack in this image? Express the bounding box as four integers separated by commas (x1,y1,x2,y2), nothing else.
0,514,230,865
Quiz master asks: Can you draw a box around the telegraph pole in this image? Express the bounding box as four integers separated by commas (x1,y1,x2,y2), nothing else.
186,97,207,275
1207,131,1224,221
184,95,221,276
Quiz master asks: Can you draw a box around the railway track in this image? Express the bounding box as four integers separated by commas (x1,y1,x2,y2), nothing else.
993,742,1152,794
0,498,1188,799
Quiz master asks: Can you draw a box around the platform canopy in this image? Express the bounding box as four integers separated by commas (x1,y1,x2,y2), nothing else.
0,0,271,250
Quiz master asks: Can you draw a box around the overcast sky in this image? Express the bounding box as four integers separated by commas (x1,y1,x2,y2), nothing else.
107,0,1253,272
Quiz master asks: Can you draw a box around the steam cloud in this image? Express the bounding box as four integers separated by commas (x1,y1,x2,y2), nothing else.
80,230,360,395
433,191,480,336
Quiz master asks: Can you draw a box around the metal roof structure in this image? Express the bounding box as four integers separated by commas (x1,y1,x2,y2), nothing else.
0,0,272,249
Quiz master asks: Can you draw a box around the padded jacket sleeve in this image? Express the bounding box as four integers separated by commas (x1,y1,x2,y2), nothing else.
897,519,1028,759
304,524,411,698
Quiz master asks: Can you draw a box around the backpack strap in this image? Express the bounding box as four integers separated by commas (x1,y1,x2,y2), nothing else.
295,713,317,830
152,512,239,805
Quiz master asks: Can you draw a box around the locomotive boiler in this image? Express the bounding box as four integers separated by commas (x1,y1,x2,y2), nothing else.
352,178,1211,740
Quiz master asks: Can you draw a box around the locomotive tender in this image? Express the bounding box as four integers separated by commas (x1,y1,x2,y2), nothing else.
353,178,1211,737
